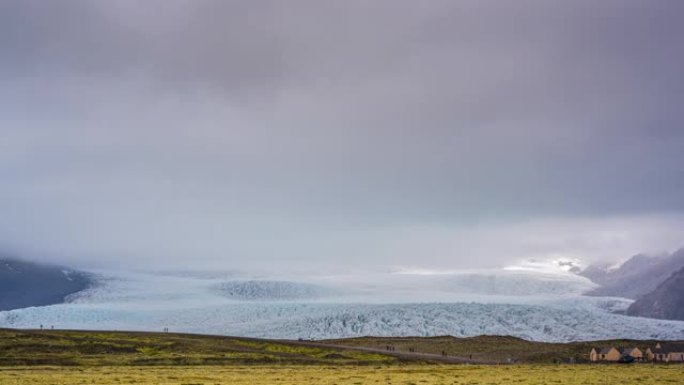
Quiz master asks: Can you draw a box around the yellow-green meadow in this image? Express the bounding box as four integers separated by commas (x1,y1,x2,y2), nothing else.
1,364,682,385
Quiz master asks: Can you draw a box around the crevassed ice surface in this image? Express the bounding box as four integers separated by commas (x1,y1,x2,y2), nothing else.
1,269,683,342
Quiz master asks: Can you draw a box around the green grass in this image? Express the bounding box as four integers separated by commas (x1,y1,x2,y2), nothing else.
321,335,671,363
0,364,682,385
1,329,682,384
0,329,398,366
1,328,681,366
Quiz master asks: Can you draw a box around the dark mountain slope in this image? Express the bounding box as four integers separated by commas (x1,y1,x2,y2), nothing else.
0,259,92,311
627,266,684,321
580,249,684,299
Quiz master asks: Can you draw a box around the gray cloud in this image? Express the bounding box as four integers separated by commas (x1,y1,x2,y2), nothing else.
1,0,683,271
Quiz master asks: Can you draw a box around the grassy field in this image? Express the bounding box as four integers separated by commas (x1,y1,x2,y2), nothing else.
322,335,664,363
0,329,397,366
2,328,673,365
1,329,682,384
0,364,682,385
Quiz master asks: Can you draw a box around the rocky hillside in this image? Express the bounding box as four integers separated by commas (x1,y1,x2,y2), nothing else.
0,259,92,311
580,249,684,299
626,266,684,321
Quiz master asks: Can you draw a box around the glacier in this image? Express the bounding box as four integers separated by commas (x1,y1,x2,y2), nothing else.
1,269,683,342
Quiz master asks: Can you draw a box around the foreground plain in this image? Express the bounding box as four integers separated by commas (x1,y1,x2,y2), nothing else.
1,365,683,385
2,329,676,364
1,329,683,384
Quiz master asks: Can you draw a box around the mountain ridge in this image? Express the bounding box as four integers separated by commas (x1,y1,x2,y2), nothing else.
579,248,684,299
626,266,684,321
0,258,92,311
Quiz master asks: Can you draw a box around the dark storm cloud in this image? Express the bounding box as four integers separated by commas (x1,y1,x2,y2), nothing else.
1,0,683,271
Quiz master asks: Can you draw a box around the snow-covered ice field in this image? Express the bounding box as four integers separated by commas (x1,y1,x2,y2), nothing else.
2,269,683,342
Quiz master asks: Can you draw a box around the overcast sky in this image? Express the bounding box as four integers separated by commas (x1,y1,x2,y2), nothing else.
1,0,683,272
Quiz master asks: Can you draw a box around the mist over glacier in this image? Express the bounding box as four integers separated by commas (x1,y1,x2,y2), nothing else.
2,267,683,342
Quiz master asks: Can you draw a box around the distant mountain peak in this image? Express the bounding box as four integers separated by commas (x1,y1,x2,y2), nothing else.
627,266,684,321
579,248,684,300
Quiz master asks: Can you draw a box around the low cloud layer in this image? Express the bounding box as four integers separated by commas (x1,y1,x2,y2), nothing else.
1,1,683,272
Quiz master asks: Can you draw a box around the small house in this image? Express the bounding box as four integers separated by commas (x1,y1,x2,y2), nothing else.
621,347,643,361
590,347,621,362
647,343,684,362
589,348,599,362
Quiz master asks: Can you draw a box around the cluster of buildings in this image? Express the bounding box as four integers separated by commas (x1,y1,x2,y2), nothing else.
590,343,684,363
